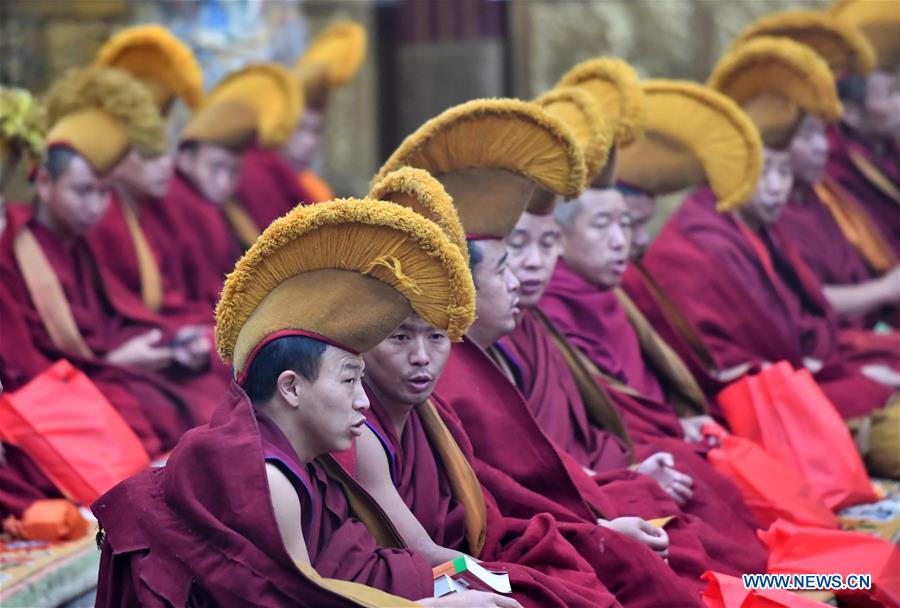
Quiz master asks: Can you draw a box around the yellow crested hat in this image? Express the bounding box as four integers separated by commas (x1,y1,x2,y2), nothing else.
204,63,303,148
215,198,474,377
94,25,203,112
708,37,842,149
179,99,258,152
295,21,367,109
44,66,165,175
369,166,468,256
0,86,45,163
373,98,585,239
733,10,876,77
556,57,646,148
830,0,900,70
617,80,763,212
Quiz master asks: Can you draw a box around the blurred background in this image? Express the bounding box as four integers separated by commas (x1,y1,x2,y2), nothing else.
1,0,830,206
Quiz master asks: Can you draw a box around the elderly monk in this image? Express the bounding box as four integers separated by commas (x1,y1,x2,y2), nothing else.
94,198,523,607
357,167,703,607
827,0,900,254
730,9,899,326
89,25,210,317
640,38,898,476
0,67,228,455
283,21,368,201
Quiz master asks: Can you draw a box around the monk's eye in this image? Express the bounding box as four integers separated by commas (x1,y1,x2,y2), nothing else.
392,334,410,342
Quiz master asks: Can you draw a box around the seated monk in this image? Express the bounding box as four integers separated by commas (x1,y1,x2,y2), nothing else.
640,38,898,476
93,197,524,607
284,22,368,201
226,64,314,224
372,96,753,601
732,9,899,326
90,25,212,318
0,67,227,456
358,167,701,606
827,0,900,254
170,98,258,308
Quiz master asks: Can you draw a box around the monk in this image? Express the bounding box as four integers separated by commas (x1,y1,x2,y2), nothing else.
780,113,899,325
0,68,229,455
90,25,211,317
828,73,900,254
169,99,258,308
94,198,522,607
285,22,369,201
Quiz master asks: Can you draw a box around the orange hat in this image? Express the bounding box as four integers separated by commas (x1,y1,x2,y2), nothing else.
44,66,164,174
708,37,842,149
179,100,258,152
374,99,585,239
203,63,303,148
94,25,203,113
295,21,367,109
830,0,900,70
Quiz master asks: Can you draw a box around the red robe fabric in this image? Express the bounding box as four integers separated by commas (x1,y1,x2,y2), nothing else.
0,205,229,455
165,172,243,309
93,383,433,607
498,312,767,577
88,189,210,322
639,186,894,419
237,145,314,229
827,123,900,255
361,394,622,608
621,263,729,408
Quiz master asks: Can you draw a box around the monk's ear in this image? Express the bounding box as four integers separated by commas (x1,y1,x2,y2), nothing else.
35,167,54,203
275,370,304,408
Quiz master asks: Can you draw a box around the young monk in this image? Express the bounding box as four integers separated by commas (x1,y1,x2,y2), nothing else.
284,21,368,201
731,9,899,325
169,98,258,308
827,0,900,254
641,38,898,475
89,25,209,316
0,67,229,454
93,197,524,607
357,166,703,607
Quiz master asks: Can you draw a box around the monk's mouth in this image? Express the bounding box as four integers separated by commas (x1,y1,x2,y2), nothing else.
406,375,433,391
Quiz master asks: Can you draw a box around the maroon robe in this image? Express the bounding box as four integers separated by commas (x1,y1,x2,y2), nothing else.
639,186,894,419
0,205,228,455
166,172,243,309
827,123,900,255
778,184,874,290
361,395,620,607
237,145,314,229
364,392,703,607
88,189,212,323
93,383,433,607
498,312,767,577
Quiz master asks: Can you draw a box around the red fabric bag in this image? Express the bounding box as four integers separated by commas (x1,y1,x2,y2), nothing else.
0,360,150,505
704,425,839,529
761,519,900,608
702,571,830,607
717,361,876,510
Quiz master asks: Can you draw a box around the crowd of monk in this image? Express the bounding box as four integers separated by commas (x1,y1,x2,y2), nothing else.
0,1,897,606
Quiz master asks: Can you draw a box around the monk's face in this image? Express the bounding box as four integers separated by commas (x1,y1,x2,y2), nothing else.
281,109,324,171
36,154,110,237
114,149,174,200
468,239,521,348
559,188,632,288
864,71,900,140
364,314,451,407
622,190,656,261
506,212,562,308
293,345,369,454
789,115,829,186
742,147,793,226
177,144,242,205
